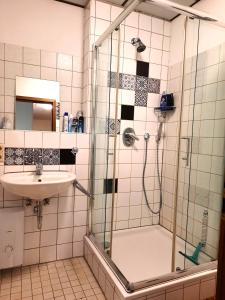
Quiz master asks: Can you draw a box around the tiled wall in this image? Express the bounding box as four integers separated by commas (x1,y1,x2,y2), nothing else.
85,0,172,236
0,42,83,130
0,130,90,266
0,39,89,265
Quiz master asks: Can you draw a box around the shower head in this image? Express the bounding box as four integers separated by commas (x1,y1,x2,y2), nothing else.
131,38,146,53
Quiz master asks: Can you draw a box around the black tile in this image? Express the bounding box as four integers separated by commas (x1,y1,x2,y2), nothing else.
121,105,134,120
103,178,118,194
136,61,149,77
60,149,76,165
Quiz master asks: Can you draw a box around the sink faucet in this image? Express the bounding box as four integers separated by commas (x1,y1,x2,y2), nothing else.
36,162,43,175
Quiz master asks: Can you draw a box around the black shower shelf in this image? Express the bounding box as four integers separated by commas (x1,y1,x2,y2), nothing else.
154,106,176,112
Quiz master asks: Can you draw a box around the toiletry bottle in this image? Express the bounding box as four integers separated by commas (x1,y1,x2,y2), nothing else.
68,114,73,132
77,111,84,133
63,112,69,132
72,117,78,132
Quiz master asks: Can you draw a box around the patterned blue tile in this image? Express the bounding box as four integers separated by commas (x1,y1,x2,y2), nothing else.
24,148,42,165
135,91,148,107
105,118,120,134
5,148,24,165
42,149,60,165
136,76,148,92
120,74,136,91
148,78,161,94
108,72,117,88
56,103,60,120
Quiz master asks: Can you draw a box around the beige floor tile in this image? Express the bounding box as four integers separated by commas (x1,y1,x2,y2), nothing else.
0,259,105,300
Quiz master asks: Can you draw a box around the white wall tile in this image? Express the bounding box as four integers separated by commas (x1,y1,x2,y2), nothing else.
40,230,57,247
5,130,24,147
23,47,41,65
125,12,139,28
60,132,76,148
57,53,73,71
0,60,4,78
152,18,164,34
5,44,22,62
40,245,56,263
24,131,42,148
24,232,40,250
73,226,86,242
0,43,4,60
5,61,22,78
139,14,152,31
73,241,83,256
95,1,111,21
58,196,74,213
23,248,39,266
57,243,72,260
41,50,57,68
151,33,163,50
57,227,73,244
74,211,87,226
58,212,73,228
42,213,57,230
41,66,57,80
43,132,60,148
23,64,40,78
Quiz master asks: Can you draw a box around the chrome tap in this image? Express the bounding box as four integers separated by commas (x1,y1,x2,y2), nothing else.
36,162,43,175
71,147,78,156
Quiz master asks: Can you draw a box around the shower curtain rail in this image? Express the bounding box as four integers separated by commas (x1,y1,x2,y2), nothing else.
94,0,143,47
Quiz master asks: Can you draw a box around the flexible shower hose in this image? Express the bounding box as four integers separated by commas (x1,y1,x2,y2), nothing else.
142,138,163,215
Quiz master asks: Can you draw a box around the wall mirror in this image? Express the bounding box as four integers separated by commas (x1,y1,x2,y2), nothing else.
15,77,60,131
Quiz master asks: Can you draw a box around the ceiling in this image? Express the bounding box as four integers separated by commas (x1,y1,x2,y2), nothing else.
55,0,200,21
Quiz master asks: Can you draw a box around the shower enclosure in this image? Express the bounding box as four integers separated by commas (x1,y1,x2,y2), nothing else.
88,0,225,293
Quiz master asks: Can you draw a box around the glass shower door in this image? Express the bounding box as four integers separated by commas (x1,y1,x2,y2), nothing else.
176,18,225,271
91,30,120,254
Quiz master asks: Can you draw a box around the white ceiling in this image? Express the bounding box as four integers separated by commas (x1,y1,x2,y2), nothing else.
56,0,199,21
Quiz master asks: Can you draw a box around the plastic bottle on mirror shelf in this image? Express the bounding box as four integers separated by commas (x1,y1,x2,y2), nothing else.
68,114,73,132
63,112,69,132
77,111,84,133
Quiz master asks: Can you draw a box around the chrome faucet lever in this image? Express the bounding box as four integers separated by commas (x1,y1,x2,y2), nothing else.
36,163,43,175
125,132,139,141
71,147,78,156
123,128,139,147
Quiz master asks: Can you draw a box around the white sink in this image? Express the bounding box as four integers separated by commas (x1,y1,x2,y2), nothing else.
1,171,76,201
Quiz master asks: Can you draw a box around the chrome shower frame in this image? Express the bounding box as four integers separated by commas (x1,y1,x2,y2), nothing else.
88,0,223,293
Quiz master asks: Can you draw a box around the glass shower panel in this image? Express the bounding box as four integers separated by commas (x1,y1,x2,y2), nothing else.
91,31,120,253
174,17,201,271
177,18,225,270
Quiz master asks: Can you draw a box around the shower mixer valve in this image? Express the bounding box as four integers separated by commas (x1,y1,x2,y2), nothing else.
123,128,139,147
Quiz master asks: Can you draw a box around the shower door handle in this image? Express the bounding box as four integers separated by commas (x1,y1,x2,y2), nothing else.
181,137,190,167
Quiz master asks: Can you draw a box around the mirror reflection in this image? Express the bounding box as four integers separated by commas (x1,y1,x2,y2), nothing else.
15,77,60,131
